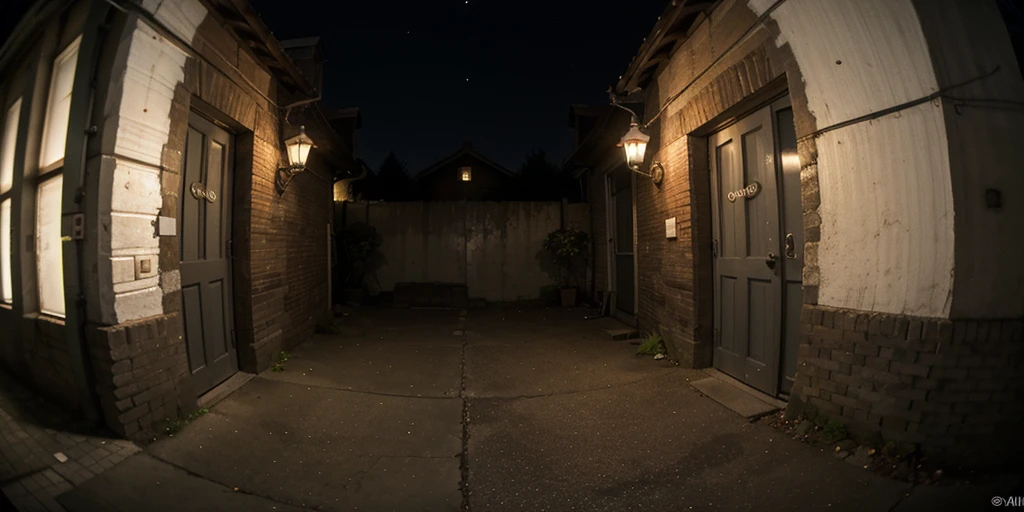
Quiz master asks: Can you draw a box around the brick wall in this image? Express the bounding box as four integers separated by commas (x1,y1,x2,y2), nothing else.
631,33,796,365
24,317,81,412
86,314,191,438
793,304,1024,465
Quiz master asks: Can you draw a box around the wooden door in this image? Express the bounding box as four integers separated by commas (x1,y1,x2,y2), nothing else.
710,105,783,395
180,112,237,395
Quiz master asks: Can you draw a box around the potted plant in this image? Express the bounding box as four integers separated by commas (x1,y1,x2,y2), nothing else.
542,227,591,307
336,222,384,306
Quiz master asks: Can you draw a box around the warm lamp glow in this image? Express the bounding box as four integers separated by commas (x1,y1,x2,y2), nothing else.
285,126,315,168
620,122,649,170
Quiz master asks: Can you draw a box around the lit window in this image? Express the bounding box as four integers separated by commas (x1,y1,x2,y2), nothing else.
37,175,64,317
1,98,20,194
460,166,472,182
1,199,11,304
39,37,80,171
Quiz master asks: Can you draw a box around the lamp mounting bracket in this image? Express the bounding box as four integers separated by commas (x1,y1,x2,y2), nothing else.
630,161,664,185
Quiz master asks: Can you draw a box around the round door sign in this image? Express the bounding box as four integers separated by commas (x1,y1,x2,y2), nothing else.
727,181,760,202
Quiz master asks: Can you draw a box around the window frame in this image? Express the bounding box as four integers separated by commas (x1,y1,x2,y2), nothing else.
460,166,472,182
38,35,81,175
32,35,82,318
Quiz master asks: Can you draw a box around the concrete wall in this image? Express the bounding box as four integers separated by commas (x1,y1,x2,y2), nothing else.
341,201,590,302
914,0,1024,319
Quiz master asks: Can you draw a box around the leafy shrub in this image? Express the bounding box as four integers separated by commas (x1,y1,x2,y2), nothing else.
542,228,590,288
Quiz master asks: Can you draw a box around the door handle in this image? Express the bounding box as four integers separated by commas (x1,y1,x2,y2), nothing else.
766,252,778,270
785,233,796,259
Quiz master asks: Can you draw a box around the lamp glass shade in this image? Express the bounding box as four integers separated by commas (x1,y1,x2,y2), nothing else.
285,126,315,168
620,123,649,169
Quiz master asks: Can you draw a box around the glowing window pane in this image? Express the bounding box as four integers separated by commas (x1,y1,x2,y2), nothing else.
460,167,472,181
37,175,64,316
1,98,21,194
39,37,81,170
1,199,11,303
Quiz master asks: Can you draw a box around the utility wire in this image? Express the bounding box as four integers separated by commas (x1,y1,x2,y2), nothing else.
795,66,1019,143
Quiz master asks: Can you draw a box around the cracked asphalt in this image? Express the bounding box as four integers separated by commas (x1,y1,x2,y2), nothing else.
57,307,1023,511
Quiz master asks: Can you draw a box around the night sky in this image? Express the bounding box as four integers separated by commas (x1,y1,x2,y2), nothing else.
249,0,667,174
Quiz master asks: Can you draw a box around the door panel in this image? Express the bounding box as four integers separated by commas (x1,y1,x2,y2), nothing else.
711,105,783,395
180,112,237,396
775,101,803,395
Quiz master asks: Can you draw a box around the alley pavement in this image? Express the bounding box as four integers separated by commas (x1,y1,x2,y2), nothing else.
4,306,1022,511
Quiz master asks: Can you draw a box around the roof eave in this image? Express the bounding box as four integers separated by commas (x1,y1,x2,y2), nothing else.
615,0,718,95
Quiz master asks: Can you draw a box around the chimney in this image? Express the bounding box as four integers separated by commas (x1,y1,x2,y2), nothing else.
280,37,324,92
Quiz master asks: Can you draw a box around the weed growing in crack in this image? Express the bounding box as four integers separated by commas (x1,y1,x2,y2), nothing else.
165,407,209,436
270,350,291,372
822,419,848,443
635,333,666,356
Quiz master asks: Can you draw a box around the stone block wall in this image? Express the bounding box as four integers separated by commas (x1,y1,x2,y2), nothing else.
793,303,1024,465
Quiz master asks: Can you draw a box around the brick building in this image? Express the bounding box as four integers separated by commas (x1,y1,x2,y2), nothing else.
568,0,1024,465
0,0,360,437
417,142,516,201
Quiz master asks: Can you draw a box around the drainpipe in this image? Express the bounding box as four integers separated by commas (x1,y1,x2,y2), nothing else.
60,0,113,423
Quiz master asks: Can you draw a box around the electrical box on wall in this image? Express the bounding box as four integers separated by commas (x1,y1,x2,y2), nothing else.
665,217,677,239
157,216,176,237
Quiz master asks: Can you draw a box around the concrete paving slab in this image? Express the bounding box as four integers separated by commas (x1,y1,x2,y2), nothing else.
690,377,779,418
465,308,676,397
262,334,463,397
893,474,1024,511
57,454,310,512
467,371,910,512
147,377,462,511
334,308,463,341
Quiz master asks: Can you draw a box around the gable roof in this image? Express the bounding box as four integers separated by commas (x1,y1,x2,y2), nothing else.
418,143,516,179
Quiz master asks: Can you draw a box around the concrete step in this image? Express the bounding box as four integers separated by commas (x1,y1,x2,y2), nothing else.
690,369,786,419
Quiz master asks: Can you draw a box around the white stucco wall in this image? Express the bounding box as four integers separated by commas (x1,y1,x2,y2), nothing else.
749,0,955,317
97,1,207,324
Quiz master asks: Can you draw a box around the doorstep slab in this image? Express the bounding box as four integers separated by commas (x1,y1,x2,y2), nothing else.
197,372,254,410
690,377,779,418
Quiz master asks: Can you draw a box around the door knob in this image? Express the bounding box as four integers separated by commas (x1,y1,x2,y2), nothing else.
785,233,796,259
766,252,778,270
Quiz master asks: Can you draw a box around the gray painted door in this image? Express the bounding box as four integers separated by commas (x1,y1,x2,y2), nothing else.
609,167,635,319
180,112,237,396
710,105,783,395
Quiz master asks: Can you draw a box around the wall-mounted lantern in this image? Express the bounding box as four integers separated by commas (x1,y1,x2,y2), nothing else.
618,121,663,185
609,88,664,185
275,125,316,195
